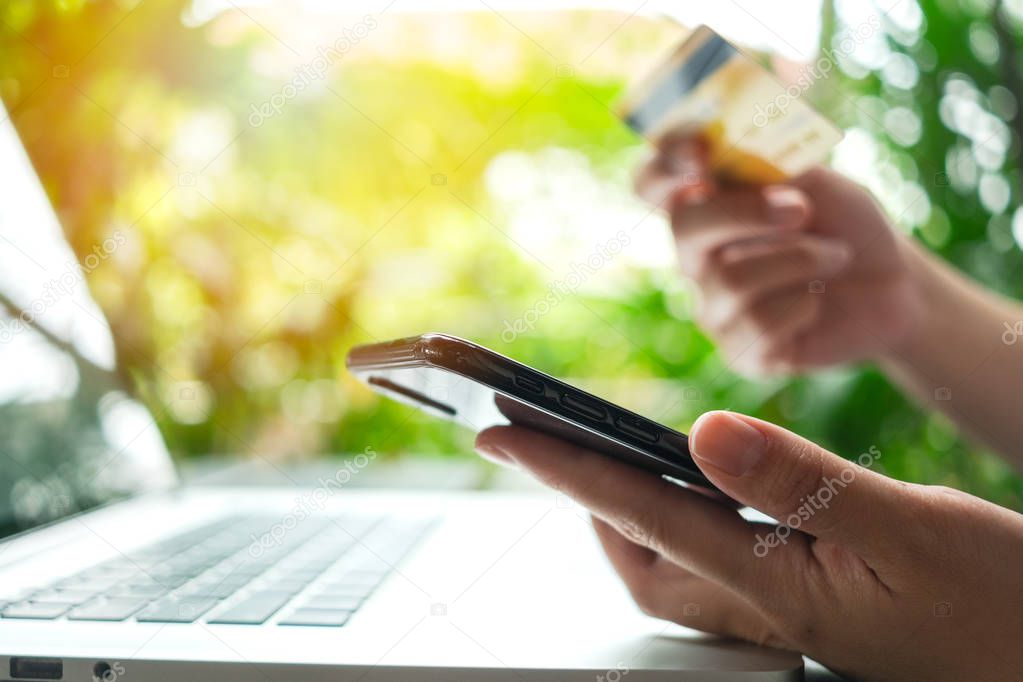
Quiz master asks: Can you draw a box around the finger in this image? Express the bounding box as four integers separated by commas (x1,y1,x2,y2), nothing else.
592,517,788,647
710,235,851,305
634,135,715,207
592,515,704,589
672,186,813,277
688,411,909,562
591,515,658,573
475,425,778,596
476,443,517,469
784,276,921,370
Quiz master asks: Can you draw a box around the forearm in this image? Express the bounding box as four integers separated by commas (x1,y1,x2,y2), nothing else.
879,238,1023,468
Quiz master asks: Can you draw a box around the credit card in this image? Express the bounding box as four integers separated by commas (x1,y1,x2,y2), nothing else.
618,25,843,184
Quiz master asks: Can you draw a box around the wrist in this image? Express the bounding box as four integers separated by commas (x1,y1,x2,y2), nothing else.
875,235,940,365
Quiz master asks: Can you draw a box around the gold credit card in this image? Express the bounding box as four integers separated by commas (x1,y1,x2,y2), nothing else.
618,25,843,184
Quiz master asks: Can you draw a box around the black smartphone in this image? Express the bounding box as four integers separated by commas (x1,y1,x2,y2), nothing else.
346,333,718,493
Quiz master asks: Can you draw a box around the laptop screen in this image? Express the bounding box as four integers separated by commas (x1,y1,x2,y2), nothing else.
0,102,177,541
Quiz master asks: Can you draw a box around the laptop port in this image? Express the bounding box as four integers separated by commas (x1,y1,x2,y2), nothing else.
560,393,606,421
513,373,544,395
93,662,114,682
10,657,63,680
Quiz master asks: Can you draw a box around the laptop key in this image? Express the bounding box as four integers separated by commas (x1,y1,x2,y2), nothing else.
260,579,311,594
3,514,423,626
302,595,362,610
67,598,149,621
107,584,169,599
207,591,293,625
177,582,244,599
136,597,221,623
279,567,334,580
279,608,353,627
56,575,121,591
1,601,70,619
346,569,389,583
316,582,374,599
26,589,96,605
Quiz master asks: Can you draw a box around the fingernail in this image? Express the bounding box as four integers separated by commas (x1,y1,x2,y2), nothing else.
674,182,713,206
664,138,714,206
690,412,766,477
764,186,808,229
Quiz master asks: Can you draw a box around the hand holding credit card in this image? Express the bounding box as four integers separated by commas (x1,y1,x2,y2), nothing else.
618,25,843,185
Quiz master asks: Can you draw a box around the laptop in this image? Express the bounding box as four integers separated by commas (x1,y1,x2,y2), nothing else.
0,101,802,681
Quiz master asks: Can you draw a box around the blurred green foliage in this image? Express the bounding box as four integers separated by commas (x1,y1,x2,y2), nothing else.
1,0,1020,508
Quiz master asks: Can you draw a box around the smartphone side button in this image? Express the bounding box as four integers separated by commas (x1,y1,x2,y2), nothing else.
560,393,607,421
514,373,545,395
614,415,660,444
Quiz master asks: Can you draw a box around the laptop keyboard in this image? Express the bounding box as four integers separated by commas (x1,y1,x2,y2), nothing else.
0,513,434,627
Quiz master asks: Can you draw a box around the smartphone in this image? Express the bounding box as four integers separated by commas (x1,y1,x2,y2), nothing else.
346,333,718,493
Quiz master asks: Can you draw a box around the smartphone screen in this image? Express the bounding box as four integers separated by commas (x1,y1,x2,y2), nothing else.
348,335,715,492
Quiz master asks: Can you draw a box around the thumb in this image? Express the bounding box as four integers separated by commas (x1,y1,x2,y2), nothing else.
689,411,905,559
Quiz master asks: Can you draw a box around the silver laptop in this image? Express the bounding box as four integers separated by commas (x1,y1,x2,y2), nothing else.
0,102,801,681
